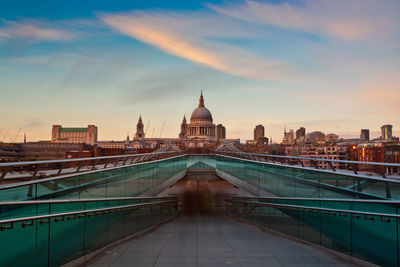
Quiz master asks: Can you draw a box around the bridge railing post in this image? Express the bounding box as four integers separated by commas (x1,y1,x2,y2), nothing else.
91,159,98,170
57,163,64,175
0,167,9,184
32,165,41,178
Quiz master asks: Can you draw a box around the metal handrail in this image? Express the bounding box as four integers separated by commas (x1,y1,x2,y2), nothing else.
0,151,180,167
0,196,178,206
0,154,187,190
217,151,400,167
231,196,400,204
0,199,178,228
227,199,399,219
216,153,400,182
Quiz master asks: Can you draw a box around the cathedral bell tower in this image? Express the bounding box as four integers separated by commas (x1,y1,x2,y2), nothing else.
179,115,187,138
135,115,145,140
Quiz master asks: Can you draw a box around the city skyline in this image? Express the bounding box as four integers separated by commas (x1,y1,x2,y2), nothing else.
1,0,399,142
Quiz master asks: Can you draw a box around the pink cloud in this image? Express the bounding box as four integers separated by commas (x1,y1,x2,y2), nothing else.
101,12,292,81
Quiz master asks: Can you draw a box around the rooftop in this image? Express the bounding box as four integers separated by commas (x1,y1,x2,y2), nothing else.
59,127,88,132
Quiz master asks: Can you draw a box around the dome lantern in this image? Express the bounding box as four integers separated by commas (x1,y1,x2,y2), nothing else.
199,90,204,107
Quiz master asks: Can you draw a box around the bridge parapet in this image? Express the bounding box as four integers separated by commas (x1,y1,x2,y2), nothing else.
215,152,400,200
0,151,183,184
0,153,186,202
0,197,178,266
226,196,400,267
216,151,400,178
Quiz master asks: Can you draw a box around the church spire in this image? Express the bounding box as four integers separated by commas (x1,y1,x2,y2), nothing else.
199,90,205,107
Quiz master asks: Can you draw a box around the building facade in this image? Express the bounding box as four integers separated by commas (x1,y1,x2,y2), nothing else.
286,145,347,169
179,116,187,139
384,144,400,174
254,125,265,140
129,92,221,148
216,124,226,140
135,116,145,140
381,124,393,140
52,125,97,145
0,142,88,161
325,133,339,143
296,127,306,141
282,129,294,145
360,129,370,141
185,92,216,146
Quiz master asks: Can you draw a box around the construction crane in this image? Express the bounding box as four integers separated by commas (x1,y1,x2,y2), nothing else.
1,128,10,142
10,128,21,143
145,120,150,135
159,121,166,138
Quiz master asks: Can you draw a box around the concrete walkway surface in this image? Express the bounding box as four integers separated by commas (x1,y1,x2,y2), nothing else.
86,214,353,267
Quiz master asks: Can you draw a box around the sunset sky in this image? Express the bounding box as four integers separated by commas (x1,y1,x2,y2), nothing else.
1,0,399,143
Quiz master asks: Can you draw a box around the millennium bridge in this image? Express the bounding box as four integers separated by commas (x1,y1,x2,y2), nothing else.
1,147,400,267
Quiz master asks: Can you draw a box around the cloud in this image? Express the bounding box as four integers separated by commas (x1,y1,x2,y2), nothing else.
22,118,45,129
7,53,79,65
101,11,292,81
0,18,109,44
0,20,76,42
208,0,400,41
121,67,212,104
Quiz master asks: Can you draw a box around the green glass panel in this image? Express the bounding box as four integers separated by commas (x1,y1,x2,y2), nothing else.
0,219,49,267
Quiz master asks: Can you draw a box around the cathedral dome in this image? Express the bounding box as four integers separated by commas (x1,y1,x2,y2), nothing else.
191,107,213,121
190,91,213,122
186,91,216,140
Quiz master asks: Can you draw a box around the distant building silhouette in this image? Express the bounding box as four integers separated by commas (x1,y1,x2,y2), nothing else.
296,127,306,140
360,129,370,141
253,124,268,144
216,124,226,140
254,125,265,140
179,116,187,138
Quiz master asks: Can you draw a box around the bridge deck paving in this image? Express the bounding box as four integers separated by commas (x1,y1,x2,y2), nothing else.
86,214,353,267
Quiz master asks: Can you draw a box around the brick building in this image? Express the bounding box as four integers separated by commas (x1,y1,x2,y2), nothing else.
52,125,98,145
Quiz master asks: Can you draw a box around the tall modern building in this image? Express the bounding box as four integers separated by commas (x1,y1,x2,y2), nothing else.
135,116,145,140
216,124,226,140
360,129,370,141
296,127,306,140
381,124,393,140
254,125,265,140
52,125,98,145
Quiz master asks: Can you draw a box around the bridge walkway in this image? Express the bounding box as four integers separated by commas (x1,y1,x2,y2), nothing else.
86,214,352,267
